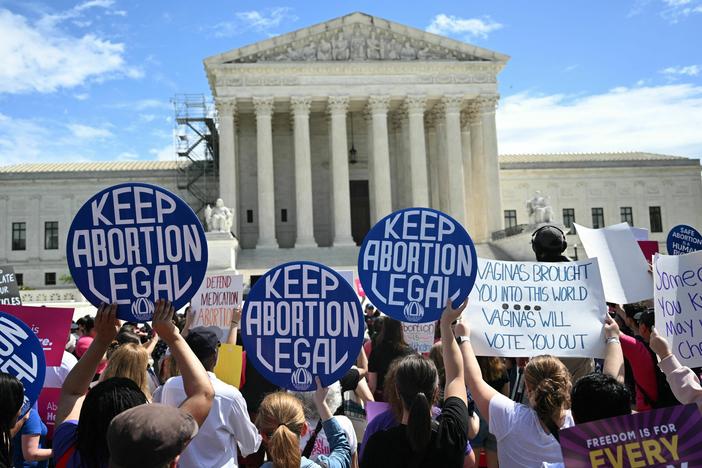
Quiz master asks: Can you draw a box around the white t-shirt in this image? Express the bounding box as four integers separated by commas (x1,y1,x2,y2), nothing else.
489,393,573,467
44,352,78,388
299,415,357,460
155,372,261,468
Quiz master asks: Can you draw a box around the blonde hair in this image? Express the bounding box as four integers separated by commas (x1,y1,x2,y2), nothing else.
256,392,306,468
101,343,151,400
524,355,572,435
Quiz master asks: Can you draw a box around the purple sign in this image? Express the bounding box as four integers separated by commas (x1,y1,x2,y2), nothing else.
560,404,702,467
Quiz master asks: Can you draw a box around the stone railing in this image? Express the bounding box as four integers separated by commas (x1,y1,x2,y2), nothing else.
20,288,84,304
491,224,531,241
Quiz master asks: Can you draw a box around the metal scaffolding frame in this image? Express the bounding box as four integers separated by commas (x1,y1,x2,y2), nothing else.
172,94,219,215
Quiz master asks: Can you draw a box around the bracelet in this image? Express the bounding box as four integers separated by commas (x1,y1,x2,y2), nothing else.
606,337,620,345
456,335,471,346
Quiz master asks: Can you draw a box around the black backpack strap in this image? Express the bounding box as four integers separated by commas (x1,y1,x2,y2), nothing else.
302,419,324,459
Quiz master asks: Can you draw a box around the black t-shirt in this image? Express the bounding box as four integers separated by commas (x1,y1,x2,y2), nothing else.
368,343,414,391
360,397,469,468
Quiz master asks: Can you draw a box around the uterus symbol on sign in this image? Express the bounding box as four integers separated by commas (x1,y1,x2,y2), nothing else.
131,297,155,321
292,367,313,390
403,302,425,322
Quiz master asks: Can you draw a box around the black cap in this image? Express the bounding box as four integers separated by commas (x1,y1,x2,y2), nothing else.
634,310,655,328
185,327,220,361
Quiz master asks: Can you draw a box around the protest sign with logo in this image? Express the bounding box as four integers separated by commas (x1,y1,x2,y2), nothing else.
190,273,243,340
37,387,61,440
560,404,702,467
466,258,607,358
1,304,74,366
241,261,364,391
0,311,46,416
667,224,702,256
653,250,702,368
575,223,652,304
358,208,477,324
214,344,245,388
403,322,436,354
67,182,208,322
0,265,21,306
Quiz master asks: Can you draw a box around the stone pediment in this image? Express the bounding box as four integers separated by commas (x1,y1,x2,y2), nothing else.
204,12,509,66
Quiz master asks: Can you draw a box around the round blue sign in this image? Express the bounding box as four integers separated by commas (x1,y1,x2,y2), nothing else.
667,224,702,256
357,208,477,323
241,261,364,391
67,183,208,322
0,312,46,417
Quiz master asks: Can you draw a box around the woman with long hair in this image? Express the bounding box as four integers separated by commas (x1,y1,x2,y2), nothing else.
367,317,414,400
256,379,351,468
0,373,25,468
100,343,152,400
469,356,509,468
361,300,470,468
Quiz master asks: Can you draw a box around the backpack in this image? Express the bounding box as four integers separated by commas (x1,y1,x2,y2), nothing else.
634,336,680,409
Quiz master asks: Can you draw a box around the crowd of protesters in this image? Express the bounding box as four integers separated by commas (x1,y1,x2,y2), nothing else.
0,225,700,468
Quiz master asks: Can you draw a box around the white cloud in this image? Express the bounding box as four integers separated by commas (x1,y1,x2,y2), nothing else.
73,92,90,100
150,143,175,161
660,65,701,76
67,123,112,139
497,83,702,157
211,7,298,37
0,6,138,94
116,151,139,161
660,0,702,20
426,14,503,40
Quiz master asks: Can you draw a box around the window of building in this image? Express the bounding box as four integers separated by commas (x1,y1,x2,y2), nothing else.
562,208,576,234
246,210,254,223
591,208,605,229
504,210,517,229
45,272,56,286
620,207,634,226
45,221,59,250
15,273,23,287
649,206,663,233
281,209,288,223
12,222,26,251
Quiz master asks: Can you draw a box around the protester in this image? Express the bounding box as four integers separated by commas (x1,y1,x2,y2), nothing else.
649,328,702,411
361,299,470,468
255,379,351,468
155,324,261,468
74,316,95,358
99,343,153,399
367,317,414,400
470,356,510,468
44,350,78,389
12,406,51,468
0,373,25,468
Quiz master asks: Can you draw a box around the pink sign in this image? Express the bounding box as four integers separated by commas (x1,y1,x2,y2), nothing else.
0,304,74,366
37,387,61,440
638,240,659,263
355,278,365,298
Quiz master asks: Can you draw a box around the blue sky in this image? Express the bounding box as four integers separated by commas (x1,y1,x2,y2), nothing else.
0,0,700,165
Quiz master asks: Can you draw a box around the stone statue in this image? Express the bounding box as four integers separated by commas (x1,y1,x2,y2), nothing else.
400,41,417,60
367,32,381,60
332,32,350,61
526,191,554,224
285,46,302,61
386,38,401,60
317,37,332,60
205,198,234,233
350,29,366,60
302,42,317,61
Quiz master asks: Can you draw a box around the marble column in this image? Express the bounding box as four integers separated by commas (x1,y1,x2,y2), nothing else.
433,105,449,213
253,96,277,248
460,110,475,233
468,101,489,242
406,95,429,207
216,98,237,235
327,96,355,246
480,95,504,235
0,196,6,258
442,95,466,225
368,95,392,221
424,112,439,210
290,96,316,247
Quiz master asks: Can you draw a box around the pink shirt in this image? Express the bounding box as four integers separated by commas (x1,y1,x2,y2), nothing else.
620,333,657,411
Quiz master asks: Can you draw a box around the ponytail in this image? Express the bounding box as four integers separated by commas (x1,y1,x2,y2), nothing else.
406,391,432,452
268,424,301,468
524,356,572,442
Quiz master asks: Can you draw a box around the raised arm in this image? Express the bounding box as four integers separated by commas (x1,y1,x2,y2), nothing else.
453,314,498,422
440,298,467,404
650,328,702,411
314,378,351,468
56,303,119,425
152,300,214,427
225,306,242,345
603,315,625,383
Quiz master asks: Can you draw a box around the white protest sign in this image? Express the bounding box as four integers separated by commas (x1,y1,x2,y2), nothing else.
574,222,653,304
653,251,702,368
190,273,243,340
337,270,355,288
403,322,435,354
466,258,607,358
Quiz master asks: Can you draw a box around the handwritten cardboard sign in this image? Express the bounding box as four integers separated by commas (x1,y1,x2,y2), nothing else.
67,183,208,321
466,258,607,358
560,404,702,467
403,322,435,354
654,250,702,368
0,265,21,306
190,273,243,341
1,304,73,366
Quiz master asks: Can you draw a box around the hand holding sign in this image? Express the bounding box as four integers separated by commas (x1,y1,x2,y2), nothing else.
152,300,178,344
649,328,673,360
94,303,119,345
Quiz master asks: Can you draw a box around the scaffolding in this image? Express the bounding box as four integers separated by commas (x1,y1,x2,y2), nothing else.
172,94,218,216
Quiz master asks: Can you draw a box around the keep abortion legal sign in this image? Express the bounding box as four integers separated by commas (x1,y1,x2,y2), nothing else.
0,312,46,416
67,183,208,322
358,208,477,323
241,261,364,391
